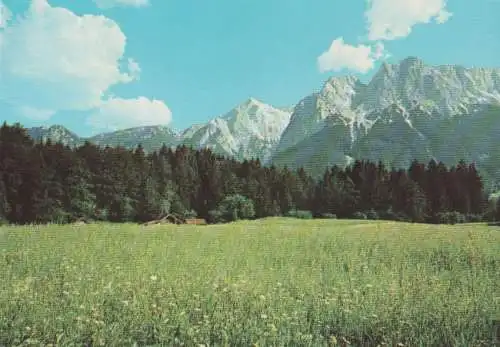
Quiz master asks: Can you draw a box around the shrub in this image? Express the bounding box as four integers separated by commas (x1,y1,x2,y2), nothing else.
296,210,313,219
352,211,367,220
365,209,379,220
381,208,412,222
285,209,297,217
320,213,337,219
286,209,313,219
94,208,109,221
437,211,466,225
207,209,225,224
183,209,198,219
52,208,72,224
466,213,483,223
212,194,256,223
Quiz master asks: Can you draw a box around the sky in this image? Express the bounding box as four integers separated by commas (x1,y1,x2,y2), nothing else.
0,0,499,137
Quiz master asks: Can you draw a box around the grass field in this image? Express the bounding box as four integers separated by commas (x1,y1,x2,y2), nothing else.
0,218,499,346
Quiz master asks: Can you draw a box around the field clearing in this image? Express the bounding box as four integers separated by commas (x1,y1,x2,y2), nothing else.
0,218,499,346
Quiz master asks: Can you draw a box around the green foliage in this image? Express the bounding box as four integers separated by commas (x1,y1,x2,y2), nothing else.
94,208,109,221
207,209,225,224
465,213,483,223
0,123,493,225
319,213,337,219
285,209,313,219
215,194,256,222
183,209,198,219
365,209,379,220
437,211,467,225
381,208,411,222
170,199,187,216
159,199,171,216
353,211,367,220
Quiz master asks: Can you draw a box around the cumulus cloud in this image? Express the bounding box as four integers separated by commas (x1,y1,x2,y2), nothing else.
317,37,387,73
0,1,11,29
0,0,139,113
86,97,172,132
365,0,452,41
18,106,55,120
126,58,141,80
93,0,149,9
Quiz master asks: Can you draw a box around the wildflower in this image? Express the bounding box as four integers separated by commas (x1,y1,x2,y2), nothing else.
260,313,268,319
300,334,313,342
341,337,351,345
150,275,158,281
329,335,337,345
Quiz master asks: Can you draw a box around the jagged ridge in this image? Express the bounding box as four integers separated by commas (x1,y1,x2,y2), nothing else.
25,56,500,188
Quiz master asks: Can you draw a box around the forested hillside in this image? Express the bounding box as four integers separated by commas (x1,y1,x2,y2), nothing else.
0,122,496,225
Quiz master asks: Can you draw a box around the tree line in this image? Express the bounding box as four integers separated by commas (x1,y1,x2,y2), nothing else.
0,122,498,225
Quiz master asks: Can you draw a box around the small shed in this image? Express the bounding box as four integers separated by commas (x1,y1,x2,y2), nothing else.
184,218,207,225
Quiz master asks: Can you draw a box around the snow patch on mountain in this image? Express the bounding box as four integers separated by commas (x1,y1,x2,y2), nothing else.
180,97,292,162
273,57,500,181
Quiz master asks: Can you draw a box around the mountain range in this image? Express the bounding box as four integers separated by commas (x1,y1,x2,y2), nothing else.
26,56,500,189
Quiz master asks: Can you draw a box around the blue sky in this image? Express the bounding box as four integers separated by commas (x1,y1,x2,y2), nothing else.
0,0,498,137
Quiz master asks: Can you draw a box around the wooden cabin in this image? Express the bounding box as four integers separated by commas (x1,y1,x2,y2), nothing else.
142,214,207,226
184,218,207,225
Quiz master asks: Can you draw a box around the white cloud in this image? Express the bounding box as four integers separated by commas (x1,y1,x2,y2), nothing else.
19,106,55,120
318,37,387,73
365,0,452,41
93,0,149,9
86,97,172,132
127,58,141,80
372,42,387,59
0,0,139,114
0,1,11,29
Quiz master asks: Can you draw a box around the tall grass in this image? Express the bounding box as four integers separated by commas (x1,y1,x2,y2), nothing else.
0,218,499,346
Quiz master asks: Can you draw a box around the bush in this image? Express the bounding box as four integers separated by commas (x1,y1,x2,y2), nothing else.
94,208,109,221
352,211,367,220
380,208,412,222
466,213,483,223
365,209,379,220
437,211,466,225
320,213,337,219
207,209,225,224
286,209,313,219
52,208,72,224
285,209,297,217
183,209,198,219
213,194,256,223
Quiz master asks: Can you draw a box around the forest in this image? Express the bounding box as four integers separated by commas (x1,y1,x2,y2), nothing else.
0,122,496,225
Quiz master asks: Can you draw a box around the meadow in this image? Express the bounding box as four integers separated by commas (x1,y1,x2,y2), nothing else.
0,218,499,346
